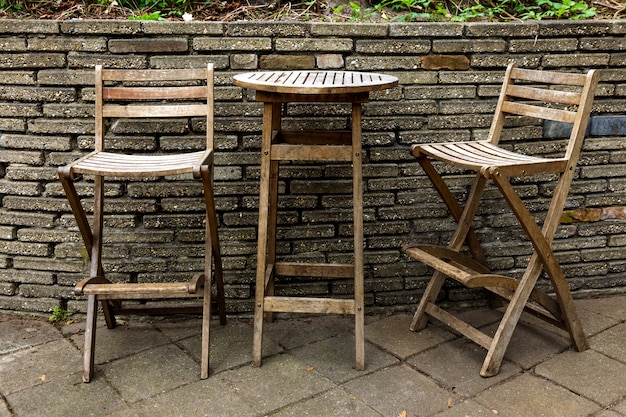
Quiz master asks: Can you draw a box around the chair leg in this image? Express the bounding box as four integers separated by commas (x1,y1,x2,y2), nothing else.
201,165,226,326
410,172,489,332
83,294,98,383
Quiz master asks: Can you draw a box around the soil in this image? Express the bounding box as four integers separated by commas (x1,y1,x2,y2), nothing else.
0,0,403,22
0,0,622,22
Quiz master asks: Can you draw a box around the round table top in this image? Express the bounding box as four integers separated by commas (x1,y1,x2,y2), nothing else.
233,70,398,95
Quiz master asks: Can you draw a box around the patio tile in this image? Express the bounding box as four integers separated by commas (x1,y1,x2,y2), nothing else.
576,295,626,322
132,376,257,417
0,315,62,355
290,333,398,383
365,313,455,359
70,321,170,365
219,353,336,415
474,373,599,417
431,399,498,416
342,364,454,417
613,397,626,415
101,344,200,403
0,398,10,417
406,338,521,397
482,318,570,370
576,305,620,337
534,349,626,406
271,386,383,417
261,315,355,350
590,322,626,362
0,338,82,395
5,372,125,417
176,318,283,374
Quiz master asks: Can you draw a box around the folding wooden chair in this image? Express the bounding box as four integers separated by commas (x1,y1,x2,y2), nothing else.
404,64,598,377
58,64,226,382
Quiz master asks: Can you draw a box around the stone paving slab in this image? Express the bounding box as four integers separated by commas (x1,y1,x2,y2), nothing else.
0,294,624,417
6,372,126,417
473,373,600,417
0,338,82,395
290,333,398,383
219,354,336,416
407,338,522,397
364,313,455,359
342,364,455,417
535,349,626,406
100,343,200,403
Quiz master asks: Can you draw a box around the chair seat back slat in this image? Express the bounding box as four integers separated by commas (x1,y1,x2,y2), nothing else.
103,86,207,100
501,101,577,123
506,84,582,105
103,104,208,118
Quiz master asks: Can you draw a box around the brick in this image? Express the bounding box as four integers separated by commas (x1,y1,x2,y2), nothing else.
13,256,84,273
466,22,539,37
0,269,54,284
1,134,72,151
276,38,353,52
311,22,387,37
471,54,541,68
0,240,50,256
0,53,65,68
109,38,188,53
194,37,271,51
60,20,141,35
0,283,15,296
28,118,93,135
67,52,146,68
0,226,15,240
346,55,419,71
389,22,463,38
228,22,309,37
0,295,59,313
0,86,75,102
0,118,25,132
0,150,44,165
0,71,36,85
37,69,95,85
421,55,470,70
230,54,258,70
259,55,315,70
3,196,69,212
0,20,58,34
538,20,612,36
0,37,26,51
509,38,578,53
356,39,429,54
18,284,74,299
0,180,41,197
142,21,223,35
28,36,107,52
314,54,342,69
0,104,41,117
542,53,611,68
433,39,505,53
150,55,229,69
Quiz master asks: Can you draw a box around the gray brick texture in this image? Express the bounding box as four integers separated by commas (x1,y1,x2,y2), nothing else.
0,20,625,315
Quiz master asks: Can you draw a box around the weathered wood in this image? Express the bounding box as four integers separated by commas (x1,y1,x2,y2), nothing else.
243,70,398,372
405,63,599,377
58,63,224,382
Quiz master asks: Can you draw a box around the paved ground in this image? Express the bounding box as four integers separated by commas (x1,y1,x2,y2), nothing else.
0,295,624,417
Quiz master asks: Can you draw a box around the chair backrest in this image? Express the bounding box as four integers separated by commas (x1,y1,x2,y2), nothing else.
487,63,598,166
94,64,214,153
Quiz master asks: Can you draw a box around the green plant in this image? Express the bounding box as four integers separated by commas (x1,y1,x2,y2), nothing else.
49,306,72,323
128,10,166,19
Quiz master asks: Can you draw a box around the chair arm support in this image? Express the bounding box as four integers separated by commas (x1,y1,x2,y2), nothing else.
75,276,111,296
192,149,214,179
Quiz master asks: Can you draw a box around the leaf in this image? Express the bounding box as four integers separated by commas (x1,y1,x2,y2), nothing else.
39,374,46,382
398,411,407,417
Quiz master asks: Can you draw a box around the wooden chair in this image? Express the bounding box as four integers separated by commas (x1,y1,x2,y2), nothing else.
58,64,226,382
404,64,599,377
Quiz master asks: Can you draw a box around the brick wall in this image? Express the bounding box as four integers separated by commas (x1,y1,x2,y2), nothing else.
0,19,625,315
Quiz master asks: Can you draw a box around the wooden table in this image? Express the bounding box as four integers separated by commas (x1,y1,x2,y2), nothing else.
233,70,398,370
